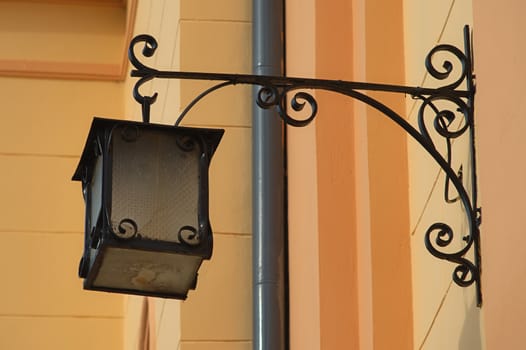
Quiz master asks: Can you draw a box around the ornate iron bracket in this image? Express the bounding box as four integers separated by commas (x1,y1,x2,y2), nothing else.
129,25,481,306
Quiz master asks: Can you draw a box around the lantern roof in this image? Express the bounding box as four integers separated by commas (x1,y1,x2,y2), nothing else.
72,117,224,182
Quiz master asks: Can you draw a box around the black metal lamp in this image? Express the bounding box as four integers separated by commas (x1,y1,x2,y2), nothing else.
124,26,482,305
73,25,482,305
73,117,223,299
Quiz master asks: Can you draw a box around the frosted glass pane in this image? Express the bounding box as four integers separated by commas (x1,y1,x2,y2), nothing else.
110,126,200,243
89,155,103,231
93,247,202,295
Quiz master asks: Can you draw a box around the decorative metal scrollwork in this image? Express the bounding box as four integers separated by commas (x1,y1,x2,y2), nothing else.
113,218,138,240
129,25,481,306
128,34,160,123
178,225,200,246
256,86,318,127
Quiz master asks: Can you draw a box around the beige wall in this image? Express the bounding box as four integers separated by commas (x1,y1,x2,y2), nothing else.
404,1,483,349
474,1,526,349
124,1,253,349
285,1,322,349
0,2,128,348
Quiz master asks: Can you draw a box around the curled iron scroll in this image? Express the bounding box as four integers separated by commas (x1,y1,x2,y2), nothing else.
113,218,138,240
416,95,470,204
178,225,200,246
425,43,468,90
129,35,160,123
425,222,478,287
256,86,318,127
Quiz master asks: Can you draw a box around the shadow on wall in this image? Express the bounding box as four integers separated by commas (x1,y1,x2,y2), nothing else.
458,298,483,350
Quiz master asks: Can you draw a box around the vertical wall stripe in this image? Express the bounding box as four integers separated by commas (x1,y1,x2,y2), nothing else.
285,0,322,349
364,0,414,349
352,0,374,348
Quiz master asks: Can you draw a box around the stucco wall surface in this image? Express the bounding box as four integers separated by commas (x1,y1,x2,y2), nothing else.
473,1,526,349
0,21,126,350
404,1,483,349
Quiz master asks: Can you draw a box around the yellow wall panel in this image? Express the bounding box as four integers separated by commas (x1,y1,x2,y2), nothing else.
124,296,144,350
180,341,251,350
0,2,125,64
181,234,251,341
410,186,473,346
181,0,251,22
180,21,251,73
440,0,474,48
417,283,482,349
0,77,124,156
403,0,454,86
179,82,252,127
130,0,154,37
152,0,181,70
0,2,130,349
208,127,252,235
0,156,84,233
0,316,122,350
154,299,181,350
0,232,123,317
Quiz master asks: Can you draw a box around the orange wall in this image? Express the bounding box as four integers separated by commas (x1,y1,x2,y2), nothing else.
474,1,526,349
314,1,360,349
364,1,413,349
287,0,413,349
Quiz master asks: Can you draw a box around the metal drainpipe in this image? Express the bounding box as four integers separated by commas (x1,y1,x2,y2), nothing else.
252,1,286,350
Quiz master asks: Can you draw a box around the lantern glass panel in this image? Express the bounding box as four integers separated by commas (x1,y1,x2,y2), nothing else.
110,125,200,243
92,247,202,296
89,156,103,232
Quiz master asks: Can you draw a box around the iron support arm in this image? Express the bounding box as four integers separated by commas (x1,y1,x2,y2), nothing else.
128,25,482,306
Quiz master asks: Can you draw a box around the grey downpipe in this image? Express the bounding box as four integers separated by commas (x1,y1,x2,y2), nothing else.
252,1,286,350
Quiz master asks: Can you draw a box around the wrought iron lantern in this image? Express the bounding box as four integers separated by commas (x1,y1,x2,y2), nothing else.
73,25,482,305
73,117,223,299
